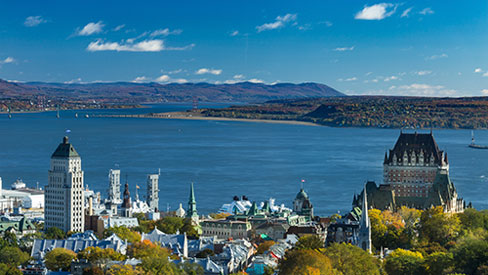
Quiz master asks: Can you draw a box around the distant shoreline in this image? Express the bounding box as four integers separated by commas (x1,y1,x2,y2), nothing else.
97,112,320,127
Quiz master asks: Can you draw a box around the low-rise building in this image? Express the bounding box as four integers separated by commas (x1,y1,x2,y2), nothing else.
200,219,252,240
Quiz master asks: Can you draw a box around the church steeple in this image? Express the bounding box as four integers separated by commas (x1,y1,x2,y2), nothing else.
358,186,372,253
187,182,198,219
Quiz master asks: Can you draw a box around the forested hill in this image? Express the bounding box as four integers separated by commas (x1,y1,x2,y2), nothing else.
200,96,488,129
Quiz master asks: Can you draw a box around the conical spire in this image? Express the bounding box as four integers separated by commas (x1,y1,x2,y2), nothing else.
361,186,369,228
187,182,198,218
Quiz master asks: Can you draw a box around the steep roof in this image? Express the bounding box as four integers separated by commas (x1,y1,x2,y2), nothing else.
385,132,444,165
51,136,80,158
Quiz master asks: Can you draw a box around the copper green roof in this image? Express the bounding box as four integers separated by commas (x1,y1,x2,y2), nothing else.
51,136,80,158
295,188,308,200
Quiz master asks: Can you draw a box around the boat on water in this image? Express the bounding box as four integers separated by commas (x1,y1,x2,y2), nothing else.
469,131,488,149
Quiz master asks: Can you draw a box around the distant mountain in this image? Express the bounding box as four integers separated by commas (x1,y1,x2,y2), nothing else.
0,79,344,103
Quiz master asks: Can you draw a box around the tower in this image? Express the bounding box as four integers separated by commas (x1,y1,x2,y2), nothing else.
108,169,121,204
358,186,372,253
147,173,159,212
186,183,198,221
45,136,85,233
120,182,132,217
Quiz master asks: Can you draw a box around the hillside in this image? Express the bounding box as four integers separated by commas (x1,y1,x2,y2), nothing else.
200,96,488,129
0,79,344,112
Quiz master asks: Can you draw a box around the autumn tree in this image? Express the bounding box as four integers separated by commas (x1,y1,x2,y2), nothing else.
257,241,275,254
418,206,460,246
106,264,139,275
44,247,77,271
324,243,380,275
295,235,324,250
278,249,335,275
104,226,141,243
384,249,425,275
77,246,125,267
0,263,22,275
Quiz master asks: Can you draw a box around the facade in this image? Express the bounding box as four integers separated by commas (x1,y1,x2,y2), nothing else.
146,173,159,211
45,136,85,232
200,219,252,239
383,132,448,198
353,132,465,213
108,169,121,204
292,188,314,220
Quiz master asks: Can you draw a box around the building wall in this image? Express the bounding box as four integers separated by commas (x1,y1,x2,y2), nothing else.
201,220,251,239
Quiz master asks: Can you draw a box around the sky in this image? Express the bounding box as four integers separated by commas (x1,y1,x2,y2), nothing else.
0,0,487,96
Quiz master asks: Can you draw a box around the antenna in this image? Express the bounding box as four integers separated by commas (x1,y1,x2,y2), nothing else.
158,168,161,176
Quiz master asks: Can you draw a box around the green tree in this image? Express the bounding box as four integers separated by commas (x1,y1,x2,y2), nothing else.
418,206,460,246
44,226,66,239
140,255,180,275
257,241,275,254
156,216,184,234
424,252,454,275
178,261,204,275
295,235,324,250
77,246,125,266
452,237,488,275
278,249,335,275
384,249,425,275
459,208,488,231
324,243,380,275
195,248,215,258
104,226,141,243
0,246,30,266
44,247,76,271
0,263,23,275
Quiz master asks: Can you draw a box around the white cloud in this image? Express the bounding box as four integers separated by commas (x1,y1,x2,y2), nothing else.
384,76,399,81
155,74,187,83
355,3,396,20
419,8,434,15
64,78,82,84
132,76,149,83
113,24,125,31
24,16,47,27
401,7,413,18
483,72,488,77
233,74,244,79
333,46,354,52
256,13,297,32
320,21,333,27
78,21,104,36
387,83,456,96
150,28,182,37
474,68,483,73
195,68,222,75
156,75,170,82
415,70,432,76
230,30,239,36
426,53,448,60
87,39,194,52
0,57,15,64
338,77,357,82
248,78,265,84
482,89,488,95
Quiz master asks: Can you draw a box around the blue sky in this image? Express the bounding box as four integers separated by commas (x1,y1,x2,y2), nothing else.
0,0,487,96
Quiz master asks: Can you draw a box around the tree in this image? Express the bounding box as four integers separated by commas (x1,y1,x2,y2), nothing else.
0,246,30,266
424,252,454,275
324,243,380,275
418,206,460,246
44,247,76,271
106,264,139,275
127,240,171,259
104,226,141,243
459,208,488,231
278,249,335,275
0,263,22,275
77,246,125,266
295,235,324,250
140,255,180,275
384,249,425,275
178,261,204,275
452,237,488,275
257,241,275,254
195,248,215,258
156,216,184,234
44,226,66,239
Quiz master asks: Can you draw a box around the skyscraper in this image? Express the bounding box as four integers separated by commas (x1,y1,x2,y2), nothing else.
146,173,159,211
108,169,121,204
45,136,85,233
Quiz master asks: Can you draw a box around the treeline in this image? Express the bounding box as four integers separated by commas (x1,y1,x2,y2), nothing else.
278,207,488,275
201,96,488,129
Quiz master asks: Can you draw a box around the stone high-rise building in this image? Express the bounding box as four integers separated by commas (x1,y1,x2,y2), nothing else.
45,137,85,232
146,173,159,211
108,169,121,204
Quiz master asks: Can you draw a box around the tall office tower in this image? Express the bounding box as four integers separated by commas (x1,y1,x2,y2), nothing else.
108,169,121,204
45,136,85,233
147,173,159,211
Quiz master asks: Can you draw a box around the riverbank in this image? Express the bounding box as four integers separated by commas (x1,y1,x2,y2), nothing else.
96,111,319,126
